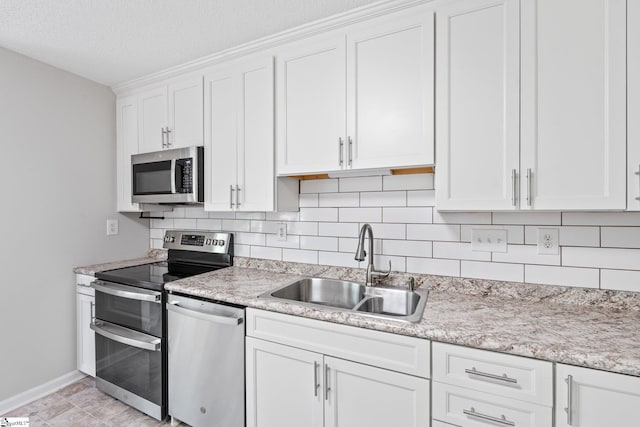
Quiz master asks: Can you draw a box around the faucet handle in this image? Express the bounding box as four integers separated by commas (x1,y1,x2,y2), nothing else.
376,260,392,279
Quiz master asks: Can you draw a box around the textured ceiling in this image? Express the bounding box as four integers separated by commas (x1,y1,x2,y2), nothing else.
0,0,381,86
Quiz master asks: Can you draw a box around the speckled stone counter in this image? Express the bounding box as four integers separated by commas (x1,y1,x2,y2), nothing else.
73,249,167,276
165,256,640,377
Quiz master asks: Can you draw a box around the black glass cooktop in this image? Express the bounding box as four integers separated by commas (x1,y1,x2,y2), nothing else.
95,261,222,292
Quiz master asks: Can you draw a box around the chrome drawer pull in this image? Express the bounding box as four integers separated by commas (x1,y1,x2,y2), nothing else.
464,367,518,384
463,407,515,427
565,375,573,425
313,361,319,397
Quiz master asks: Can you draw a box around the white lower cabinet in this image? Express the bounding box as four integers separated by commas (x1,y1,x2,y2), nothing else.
555,364,640,427
245,309,430,427
76,275,95,377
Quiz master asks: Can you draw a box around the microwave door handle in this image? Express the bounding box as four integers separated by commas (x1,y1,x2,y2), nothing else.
170,159,177,194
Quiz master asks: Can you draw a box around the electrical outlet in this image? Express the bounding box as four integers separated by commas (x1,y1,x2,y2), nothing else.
106,219,119,236
537,228,559,255
277,223,287,241
471,229,508,252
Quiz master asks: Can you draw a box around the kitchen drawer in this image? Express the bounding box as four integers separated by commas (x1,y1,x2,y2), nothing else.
432,382,552,427
433,420,461,427
433,342,553,406
246,308,430,378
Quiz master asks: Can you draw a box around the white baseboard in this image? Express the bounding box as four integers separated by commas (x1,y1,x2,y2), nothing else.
0,370,87,415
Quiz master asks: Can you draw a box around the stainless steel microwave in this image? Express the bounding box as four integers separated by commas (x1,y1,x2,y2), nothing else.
131,146,204,204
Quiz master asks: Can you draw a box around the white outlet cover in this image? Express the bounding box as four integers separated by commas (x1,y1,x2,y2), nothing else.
537,228,559,255
106,219,119,236
471,229,508,253
277,223,287,241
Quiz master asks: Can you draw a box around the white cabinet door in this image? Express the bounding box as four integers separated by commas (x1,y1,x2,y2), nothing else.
276,35,346,175
435,0,520,211
116,95,140,212
324,356,429,427
520,0,626,210
167,76,203,149
238,58,275,211
76,286,95,377
204,67,237,211
346,7,434,170
556,364,640,427
246,337,323,427
138,87,168,153
628,0,640,210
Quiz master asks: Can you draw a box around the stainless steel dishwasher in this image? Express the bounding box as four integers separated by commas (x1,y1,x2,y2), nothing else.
167,293,245,427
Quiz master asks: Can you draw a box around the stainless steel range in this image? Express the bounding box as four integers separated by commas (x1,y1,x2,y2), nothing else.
90,230,233,421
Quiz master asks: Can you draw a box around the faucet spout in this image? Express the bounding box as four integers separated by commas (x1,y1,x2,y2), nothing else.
354,224,391,286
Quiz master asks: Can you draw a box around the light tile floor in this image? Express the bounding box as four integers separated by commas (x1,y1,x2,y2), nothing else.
1,376,184,426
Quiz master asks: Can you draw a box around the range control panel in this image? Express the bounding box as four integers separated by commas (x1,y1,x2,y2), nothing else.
163,230,233,254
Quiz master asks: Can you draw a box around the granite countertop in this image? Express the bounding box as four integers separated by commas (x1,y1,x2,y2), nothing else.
73,249,167,275
165,257,640,378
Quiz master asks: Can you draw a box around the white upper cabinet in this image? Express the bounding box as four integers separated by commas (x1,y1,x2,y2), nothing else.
138,76,203,153
116,95,141,212
520,0,626,210
276,5,434,175
205,56,298,212
436,0,627,211
435,0,520,211
276,35,347,175
628,0,640,210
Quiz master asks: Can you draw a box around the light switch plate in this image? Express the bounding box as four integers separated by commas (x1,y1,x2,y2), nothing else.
537,228,559,255
471,229,508,252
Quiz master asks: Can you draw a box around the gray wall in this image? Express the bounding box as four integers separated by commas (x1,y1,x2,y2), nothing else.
0,47,149,401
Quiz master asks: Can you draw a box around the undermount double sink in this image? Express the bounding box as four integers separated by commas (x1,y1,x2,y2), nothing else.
259,277,428,323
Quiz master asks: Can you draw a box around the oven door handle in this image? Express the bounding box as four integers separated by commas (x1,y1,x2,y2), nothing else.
92,280,162,303
166,302,243,326
90,320,161,352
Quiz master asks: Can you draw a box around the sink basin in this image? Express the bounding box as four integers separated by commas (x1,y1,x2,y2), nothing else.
260,277,428,323
268,278,365,309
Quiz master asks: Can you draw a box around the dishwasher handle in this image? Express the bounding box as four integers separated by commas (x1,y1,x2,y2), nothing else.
166,301,243,326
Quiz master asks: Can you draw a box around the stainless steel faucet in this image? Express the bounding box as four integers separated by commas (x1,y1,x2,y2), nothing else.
354,223,391,286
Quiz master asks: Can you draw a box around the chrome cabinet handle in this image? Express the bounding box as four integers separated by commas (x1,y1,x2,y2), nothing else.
90,320,161,351
324,364,330,401
463,407,515,427
166,127,172,147
313,361,319,397
161,127,167,148
635,165,640,201
348,136,353,166
526,168,532,206
90,301,95,322
338,138,344,166
511,169,517,207
230,185,235,208
465,367,518,384
565,375,573,425
236,185,241,207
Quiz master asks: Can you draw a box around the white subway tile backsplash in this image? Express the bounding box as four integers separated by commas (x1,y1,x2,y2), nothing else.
150,218,174,229
407,190,435,207
339,176,382,192
524,226,600,247
383,207,432,224
235,232,266,246
433,242,491,261
462,261,524,282
299,193,319,208
222,219,251,232
461,225,524,244
266,234,300,249
265,211,300,221
250,220,276,233
373,255,406,273
318,222,359,238
601,227,640,248
360,191,406,207
563,247,640,270
286,221,319,236
318,251,360,268
562,212,640,226
151,239,164,249
361,223,406,239
492,212,561,225
299,208,338,222
408,224,460,241
339,237,382,254
383,173,434,191
183,207,209,219
250,246,282,261
300,178,339,194
492,245,560,266
196,218,222,230
600,269,640,292
150,228,164,239
164,207,186,218
234,244,251,257
339,208,382,223
406,257,460,276
236,212,266,220
319,192,359,207
300,236,338,252
434,211,491,225
525,265,599,288
283,249,318,264
173,218,198,229
207,211,236,219
383,240,432,258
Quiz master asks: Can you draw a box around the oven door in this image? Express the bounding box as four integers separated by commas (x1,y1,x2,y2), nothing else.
91,320,164,420
92,280,163,337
